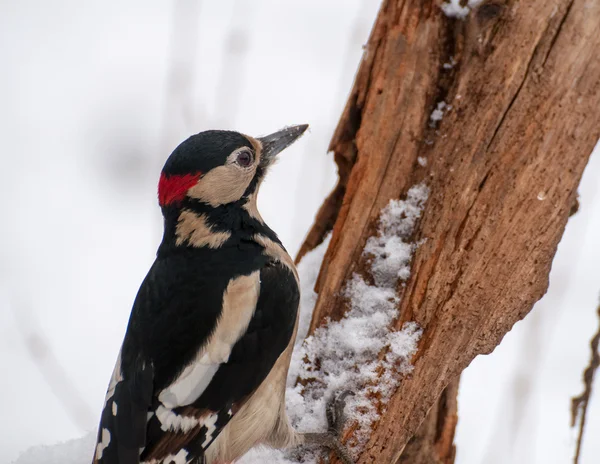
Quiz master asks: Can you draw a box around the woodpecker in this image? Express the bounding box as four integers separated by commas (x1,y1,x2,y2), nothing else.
92,126,353,464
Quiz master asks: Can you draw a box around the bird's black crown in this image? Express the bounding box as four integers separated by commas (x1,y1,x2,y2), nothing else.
162,130,254,176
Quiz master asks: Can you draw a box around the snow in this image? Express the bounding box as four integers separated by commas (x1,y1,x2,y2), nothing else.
16,432,97,464
285,235,332,392
430,101,448,125
283,184,428,458
293,235,333,353
240,446,298,464
363,185,429,287
443,57,456,69
441,0,470,18
441,0,484,19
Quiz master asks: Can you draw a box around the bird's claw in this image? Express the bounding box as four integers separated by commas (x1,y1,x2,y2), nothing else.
323,390,355,464
326,390,353,437
301,391,355,464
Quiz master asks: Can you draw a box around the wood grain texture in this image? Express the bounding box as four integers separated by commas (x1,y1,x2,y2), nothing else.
395,379,459,464
295,0,600,462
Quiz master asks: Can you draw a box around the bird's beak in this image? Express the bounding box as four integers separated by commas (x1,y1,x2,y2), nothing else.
257,124,309,165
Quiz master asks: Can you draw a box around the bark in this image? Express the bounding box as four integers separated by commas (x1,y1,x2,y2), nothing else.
395,379,459,464
296,0,600,462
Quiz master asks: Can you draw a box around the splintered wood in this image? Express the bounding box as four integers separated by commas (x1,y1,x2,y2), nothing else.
296,1,600,462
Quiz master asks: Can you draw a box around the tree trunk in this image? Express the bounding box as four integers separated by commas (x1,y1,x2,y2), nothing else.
296,0,600,462
395,378,459,464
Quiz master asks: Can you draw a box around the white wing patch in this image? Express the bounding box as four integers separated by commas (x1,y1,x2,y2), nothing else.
201,413,219,447
170,449,192,464
155,404,220,438
103,350,123,407
158,271,260,409
155,405,198,433
95,428,111,460
158,355,220,408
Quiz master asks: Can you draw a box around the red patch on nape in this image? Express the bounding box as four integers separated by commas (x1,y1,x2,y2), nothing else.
158,172,201,206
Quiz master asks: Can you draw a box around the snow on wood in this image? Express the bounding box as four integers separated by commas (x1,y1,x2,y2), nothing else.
285,184,428,459
440,0,484,19
429,101,448,126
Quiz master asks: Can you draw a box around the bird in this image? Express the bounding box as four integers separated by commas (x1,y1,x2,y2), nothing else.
92,125,353,464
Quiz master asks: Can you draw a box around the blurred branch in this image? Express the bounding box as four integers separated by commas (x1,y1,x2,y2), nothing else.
11,300,94,430
571,299,600,464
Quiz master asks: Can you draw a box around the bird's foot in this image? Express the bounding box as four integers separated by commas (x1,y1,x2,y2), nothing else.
303,391,354,464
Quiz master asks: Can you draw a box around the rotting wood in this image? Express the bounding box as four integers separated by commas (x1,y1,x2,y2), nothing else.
394,378,459,464
295,0,600,462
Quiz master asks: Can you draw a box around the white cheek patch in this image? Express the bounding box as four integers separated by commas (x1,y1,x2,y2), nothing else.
186,162,256,207
95,428,111,460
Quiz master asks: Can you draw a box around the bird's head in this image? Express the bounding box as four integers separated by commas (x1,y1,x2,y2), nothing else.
158,125,308,211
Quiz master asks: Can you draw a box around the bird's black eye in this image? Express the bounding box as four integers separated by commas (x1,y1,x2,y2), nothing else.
236,149,253,167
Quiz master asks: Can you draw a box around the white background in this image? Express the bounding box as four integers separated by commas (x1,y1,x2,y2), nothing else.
1,1,598,463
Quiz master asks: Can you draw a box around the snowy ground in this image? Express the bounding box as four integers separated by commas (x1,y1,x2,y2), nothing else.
1,1,599,463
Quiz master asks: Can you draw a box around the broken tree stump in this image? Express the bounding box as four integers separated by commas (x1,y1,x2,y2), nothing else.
296,0,600,462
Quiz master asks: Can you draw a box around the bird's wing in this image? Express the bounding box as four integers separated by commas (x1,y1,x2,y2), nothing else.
93,252,226,464
140,260,299,463
93,352,154,464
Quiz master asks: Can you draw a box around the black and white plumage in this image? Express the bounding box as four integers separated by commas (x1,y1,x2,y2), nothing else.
93,127,309,464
